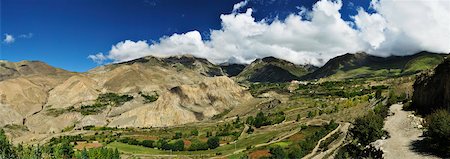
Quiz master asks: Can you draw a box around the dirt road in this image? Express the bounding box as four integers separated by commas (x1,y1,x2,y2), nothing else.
377,104,438,159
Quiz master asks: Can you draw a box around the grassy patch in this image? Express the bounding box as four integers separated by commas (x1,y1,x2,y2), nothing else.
3,124,29,131
404,55,444,73
271,141,292,148
140,92,158,103
107,142,164,154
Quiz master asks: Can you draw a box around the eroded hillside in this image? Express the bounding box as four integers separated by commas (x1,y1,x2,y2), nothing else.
0,56,252,136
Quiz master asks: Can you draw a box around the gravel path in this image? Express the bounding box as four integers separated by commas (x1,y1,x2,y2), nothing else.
377,104,439,159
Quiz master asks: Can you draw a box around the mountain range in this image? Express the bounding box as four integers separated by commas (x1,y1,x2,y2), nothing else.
0,51,447,135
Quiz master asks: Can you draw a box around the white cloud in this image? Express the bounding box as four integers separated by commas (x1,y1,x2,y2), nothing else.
19,33,33,39
90,0,450,66
367,0,450,56
232,0,249,13
353,8,386,49
88,52,108,64
3,34,15,44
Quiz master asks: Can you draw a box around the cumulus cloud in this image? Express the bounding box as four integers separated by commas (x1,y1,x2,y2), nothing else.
88,52,108,64
90,0,450,66
232,0,249,13
3,34,15,44
366,0,450,56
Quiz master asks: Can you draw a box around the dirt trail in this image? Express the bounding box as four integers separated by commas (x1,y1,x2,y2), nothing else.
211,127,302,159
377,104,438,159
309,123,350,159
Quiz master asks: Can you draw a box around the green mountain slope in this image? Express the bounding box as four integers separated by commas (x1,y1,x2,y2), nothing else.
302,52,447,80
236,57,316,83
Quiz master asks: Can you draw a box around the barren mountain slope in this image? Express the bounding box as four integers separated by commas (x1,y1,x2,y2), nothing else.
0,60,73,81
0,61,75,127
109,76,252,127
1,55,253,134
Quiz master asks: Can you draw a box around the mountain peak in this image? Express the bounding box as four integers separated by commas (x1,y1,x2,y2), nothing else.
236,56,314,82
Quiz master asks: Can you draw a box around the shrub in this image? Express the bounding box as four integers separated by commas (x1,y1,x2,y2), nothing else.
424,109,450,155
140,140,154,148
189,139,208,151
253,112,269,128
191,129,199,136
140,92,158,103
269,146,286,159
350,112,385,145
97,93,133,107
0,129,17,158
207,136,220,149
171,140,184,151
373,103,389,118
173,132,182,139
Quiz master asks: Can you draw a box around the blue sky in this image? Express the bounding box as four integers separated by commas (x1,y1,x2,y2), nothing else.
2,0,447,72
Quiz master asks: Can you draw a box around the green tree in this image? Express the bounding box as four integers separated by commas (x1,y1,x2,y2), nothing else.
296,114,301,122
113,148,120,159
207,136,220,149
31,145,42,159
307,111,315,118
81,148,88,159
173,132,182,139
191,129,199,136
206,131,212,137
0,129,17,159
53,140,74,159
246,116,254,125
140,140,154,148
350,112,384,145
375,89,382,99
189,139,208,151
254,112,268,128
270,146,286,159
172,140,184,151
287,145,304,158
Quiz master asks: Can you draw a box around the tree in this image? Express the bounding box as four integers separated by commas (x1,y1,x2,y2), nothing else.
173,132,182,139
81,148,88,159
53,140,74,159
140,140,154,148
31,145,42,159
189,139,208,151
350,112,384,145
191,129,199,136
254,112,268,128
296,114,301,122
0,129,17,159
206,131,212,137
172,140,184,151
307,111,315,118
113,148,120,159
288,144,304,158
246,116,254,125
207,136,220,149
270,146,286,159
375,89,382,99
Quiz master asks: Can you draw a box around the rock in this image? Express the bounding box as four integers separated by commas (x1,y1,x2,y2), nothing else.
412,58,450,114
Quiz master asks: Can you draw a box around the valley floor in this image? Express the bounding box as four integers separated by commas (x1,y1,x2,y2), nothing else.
376,104,439,159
